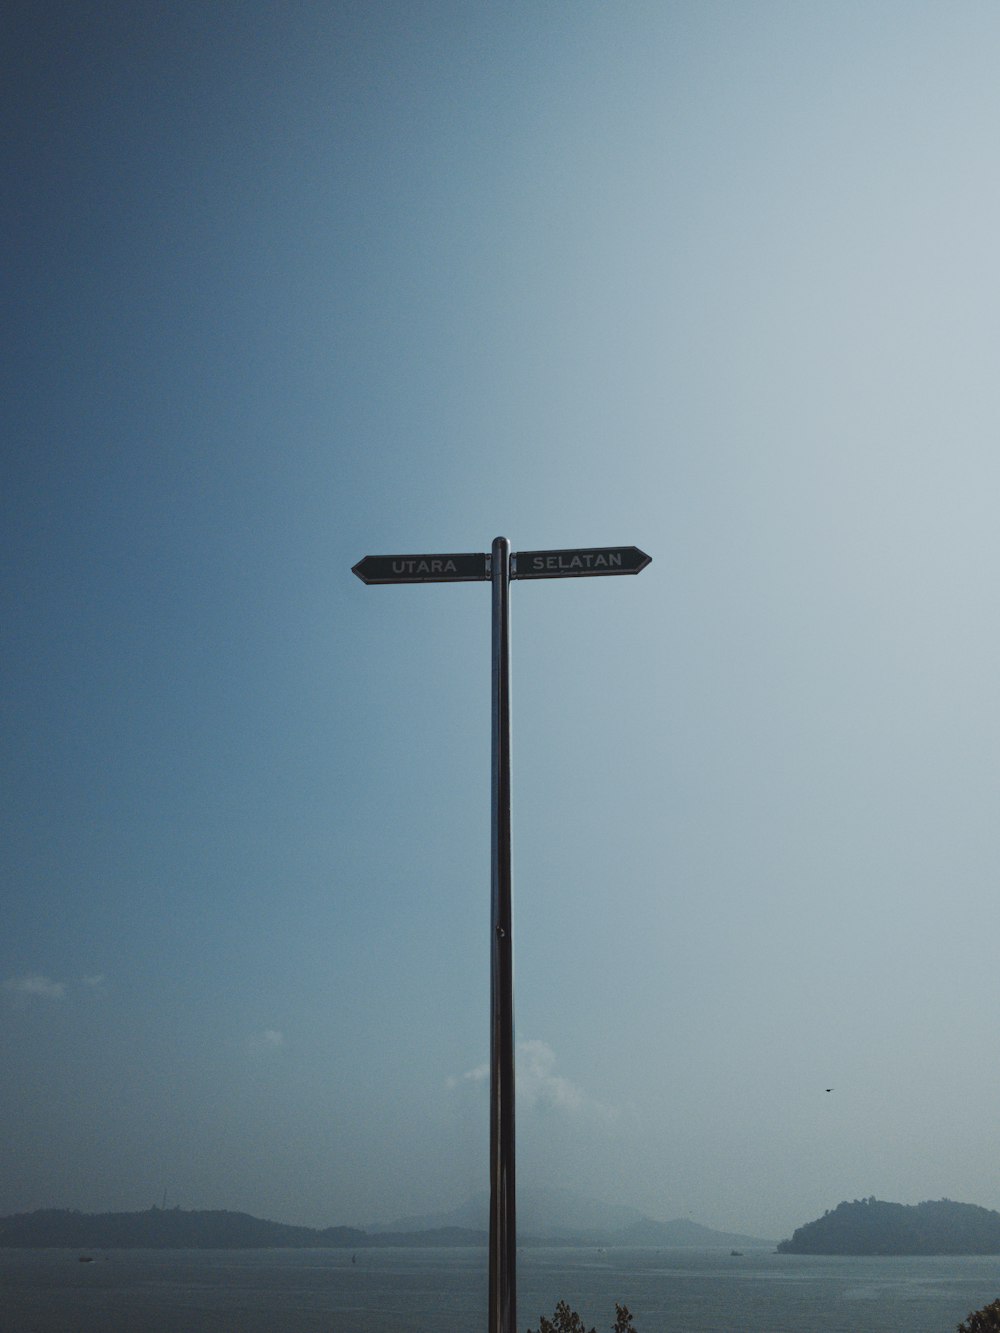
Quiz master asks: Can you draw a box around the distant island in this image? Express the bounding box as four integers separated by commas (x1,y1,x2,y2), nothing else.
0,1207,482,1250
0,1200,769,1251
778,1198,1000,1255
372,1188,769,1251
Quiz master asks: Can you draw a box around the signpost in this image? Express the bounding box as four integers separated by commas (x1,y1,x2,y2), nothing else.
353,539,651,1333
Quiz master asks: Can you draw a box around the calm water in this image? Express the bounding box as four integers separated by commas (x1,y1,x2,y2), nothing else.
2,1246,999,1332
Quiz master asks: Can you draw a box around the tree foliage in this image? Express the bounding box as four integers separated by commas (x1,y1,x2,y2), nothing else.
527,1301,636,1333
958,1297,1000,1332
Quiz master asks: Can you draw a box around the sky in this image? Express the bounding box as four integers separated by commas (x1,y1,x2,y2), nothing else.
3,0,1000,1244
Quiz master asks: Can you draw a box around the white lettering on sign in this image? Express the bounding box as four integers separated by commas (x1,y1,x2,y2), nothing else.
391,558,459,575
530,551,624,572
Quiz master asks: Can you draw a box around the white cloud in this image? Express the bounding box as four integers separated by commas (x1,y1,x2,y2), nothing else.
4,974,66,1000
81,974,106,988
249,1028,285,1053
446,1062,488,1090
517,1039,587,1113
448,1039,618,1121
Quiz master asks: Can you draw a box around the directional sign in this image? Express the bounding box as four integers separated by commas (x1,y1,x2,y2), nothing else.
511,545,651,580
352,551,489,585
353,533,649,1333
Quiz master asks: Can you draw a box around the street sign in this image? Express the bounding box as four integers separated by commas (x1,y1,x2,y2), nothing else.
352,552,489,584
511,545,651,579
353,534,649,1333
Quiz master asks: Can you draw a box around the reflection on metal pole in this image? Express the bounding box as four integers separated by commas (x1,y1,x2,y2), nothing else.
489,536,516,1333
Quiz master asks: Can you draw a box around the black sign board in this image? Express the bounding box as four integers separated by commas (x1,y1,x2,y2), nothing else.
352,552,489,585
512,546,651,580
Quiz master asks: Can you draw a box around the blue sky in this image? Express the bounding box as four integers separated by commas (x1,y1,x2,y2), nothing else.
4,1,1000,1240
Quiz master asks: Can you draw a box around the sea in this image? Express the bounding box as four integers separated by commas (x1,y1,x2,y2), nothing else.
2,1245,999,1332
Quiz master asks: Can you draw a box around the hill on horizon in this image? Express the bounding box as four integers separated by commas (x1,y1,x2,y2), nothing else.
0,1193,773,1250
0,1207,481,1251
372,1186,772,1248
778,1197,1000,1255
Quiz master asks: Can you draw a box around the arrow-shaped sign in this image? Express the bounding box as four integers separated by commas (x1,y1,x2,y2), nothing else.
511,545,651,580
352,552,489,585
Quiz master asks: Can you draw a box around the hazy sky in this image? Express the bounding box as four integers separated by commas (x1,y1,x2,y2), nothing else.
4,1,1000,1242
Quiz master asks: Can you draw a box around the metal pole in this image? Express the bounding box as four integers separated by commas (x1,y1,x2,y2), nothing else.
489,535,516,1333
